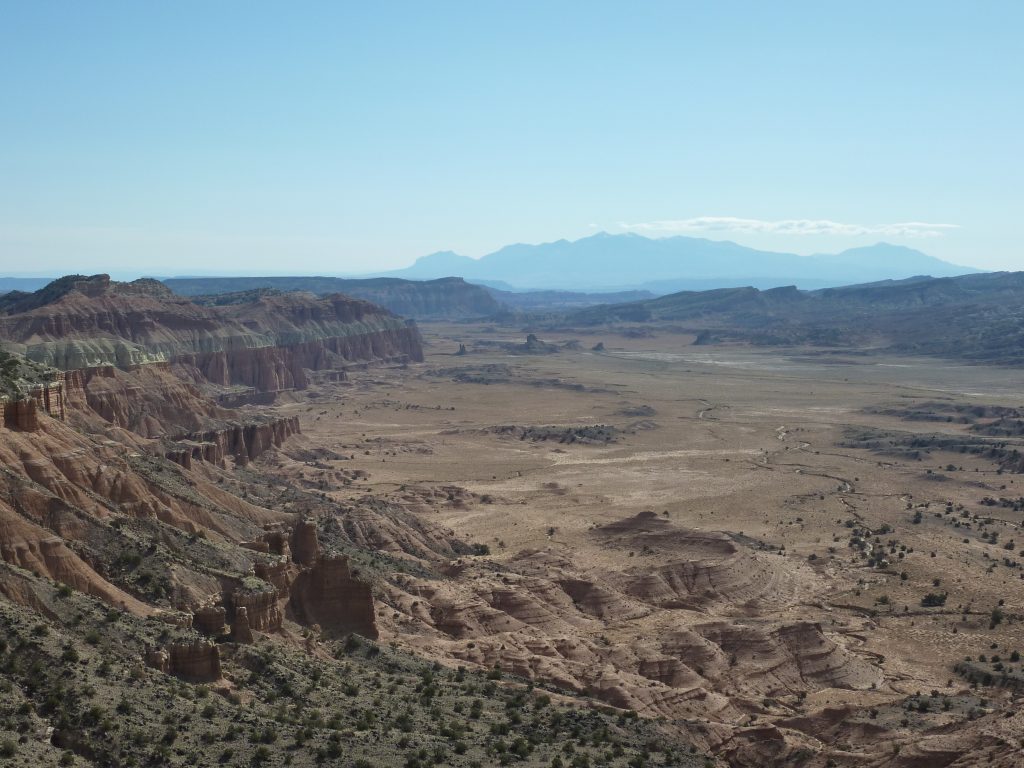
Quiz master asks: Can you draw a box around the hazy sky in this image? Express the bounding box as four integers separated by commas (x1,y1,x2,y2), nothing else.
2,1,1021,276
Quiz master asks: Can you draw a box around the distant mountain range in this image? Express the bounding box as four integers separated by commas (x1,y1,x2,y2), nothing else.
377,233,979,291
2,235,980,319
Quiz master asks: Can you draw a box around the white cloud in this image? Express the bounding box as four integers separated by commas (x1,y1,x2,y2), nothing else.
617,217,959,238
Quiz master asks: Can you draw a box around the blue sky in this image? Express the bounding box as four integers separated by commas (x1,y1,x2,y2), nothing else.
1,1,1021,276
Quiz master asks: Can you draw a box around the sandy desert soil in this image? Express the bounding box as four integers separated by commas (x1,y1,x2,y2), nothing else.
246,323,1024,765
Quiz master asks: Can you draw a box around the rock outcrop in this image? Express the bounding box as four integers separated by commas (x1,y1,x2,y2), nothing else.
253,560,293,593
0,371,67,431
232,606,254,644
192,604,228,637
239,518,377,639
291,518,321,566
166,416,300,468
64,363,229,437
146,640,222,682
289,555,378,638
2,397,39,431
163,519,382,644
0,275,424,395
230,586,283,633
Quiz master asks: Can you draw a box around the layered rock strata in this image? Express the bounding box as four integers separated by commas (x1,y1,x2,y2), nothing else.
165,416,300,468
0,275,424,395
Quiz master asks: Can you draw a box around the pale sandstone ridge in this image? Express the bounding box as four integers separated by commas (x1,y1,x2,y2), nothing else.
165,275,503,320
0,275,423,471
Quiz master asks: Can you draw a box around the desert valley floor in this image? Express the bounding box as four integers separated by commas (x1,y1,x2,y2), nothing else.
4,311,1024,767
250,323,1024,765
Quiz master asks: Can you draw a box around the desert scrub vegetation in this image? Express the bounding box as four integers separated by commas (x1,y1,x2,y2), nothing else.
0,568,712,767
0,348,57,400
955,649,1024,692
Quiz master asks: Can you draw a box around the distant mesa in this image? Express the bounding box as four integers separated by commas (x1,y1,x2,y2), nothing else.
560,270,1024,366
163,275,500,321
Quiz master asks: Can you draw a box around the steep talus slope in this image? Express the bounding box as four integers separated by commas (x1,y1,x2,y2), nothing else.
0,363,388,676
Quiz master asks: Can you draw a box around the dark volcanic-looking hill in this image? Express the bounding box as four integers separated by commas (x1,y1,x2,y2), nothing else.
562,271,1024,365
163,275,500,320
378,233,978,290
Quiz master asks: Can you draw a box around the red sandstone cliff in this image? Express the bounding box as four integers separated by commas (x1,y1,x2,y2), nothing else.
0,277,388,691
289,555,378,638
230,586,283,633
165,415,301,468
0,408,379,662
0,275,423,395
